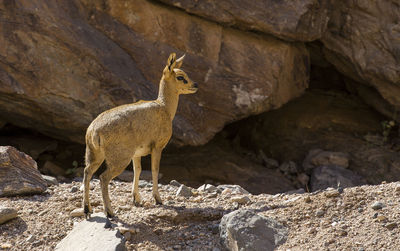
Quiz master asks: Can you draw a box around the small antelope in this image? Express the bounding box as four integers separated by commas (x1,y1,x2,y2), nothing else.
82,53,198,218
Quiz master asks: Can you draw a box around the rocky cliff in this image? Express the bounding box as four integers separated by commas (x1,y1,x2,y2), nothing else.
0,0,398,146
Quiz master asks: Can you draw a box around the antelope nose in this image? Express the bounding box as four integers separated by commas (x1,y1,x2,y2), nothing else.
193,82,198,88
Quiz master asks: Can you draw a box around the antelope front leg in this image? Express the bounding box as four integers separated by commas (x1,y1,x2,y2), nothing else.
132,157,142,206
151,148,163,205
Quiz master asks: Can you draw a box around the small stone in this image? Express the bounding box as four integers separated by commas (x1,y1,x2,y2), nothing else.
395,184,400,192
70,186,78,193
217,185,250,195
1,243,12,249
192,197,202,203
118,205,131,211
138,180,148,188
371,201,384,210
38,209,48,216
324,239,335,246
308,227,317,234
385,222,397,230
283,196,301,204
358,208,363,213
42,175,59,186
176,184,193,198
221,188,233,197
324,188,340,198
26,235,35,243
304,196,312,203
70,208,84,217
231,196,251,205
206,192,218,198
32,240,43,246
339,230,348,236
372,213,378,219
376,215,387,222
0,207,18,225
316,210,325,217
197,184,220,193
169,180,181,187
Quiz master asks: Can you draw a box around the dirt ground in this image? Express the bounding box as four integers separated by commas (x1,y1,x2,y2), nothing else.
1,179,400,250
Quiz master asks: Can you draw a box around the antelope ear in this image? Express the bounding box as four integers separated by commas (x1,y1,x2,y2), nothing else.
175,54,185,69
166,53,177,73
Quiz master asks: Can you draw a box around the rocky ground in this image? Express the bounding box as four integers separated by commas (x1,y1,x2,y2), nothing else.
1,178,400,250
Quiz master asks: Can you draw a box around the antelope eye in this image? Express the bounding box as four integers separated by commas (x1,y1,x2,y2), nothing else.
177,76,188,84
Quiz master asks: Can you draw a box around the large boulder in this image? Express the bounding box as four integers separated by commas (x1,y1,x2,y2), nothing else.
219,209,288,251
303,149,349,174
0,0,309,146
157,0,331,42
322,0,400,116
0,146,47,196
55,213,125,251
310,165,365,191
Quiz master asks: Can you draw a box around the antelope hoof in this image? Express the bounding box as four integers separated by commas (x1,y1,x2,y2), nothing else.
106,211,114,219
105,208,115,218
154,194,163,205
133,194,142,207
84,204,93,219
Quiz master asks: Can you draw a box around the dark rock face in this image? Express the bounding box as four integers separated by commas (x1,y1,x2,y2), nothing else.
157,0,331,41
0,146,47,196
0,0,309,146
0,0,398,147
322,1,400,115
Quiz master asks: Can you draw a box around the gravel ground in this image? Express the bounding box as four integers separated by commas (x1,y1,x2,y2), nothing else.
1,179,400,250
